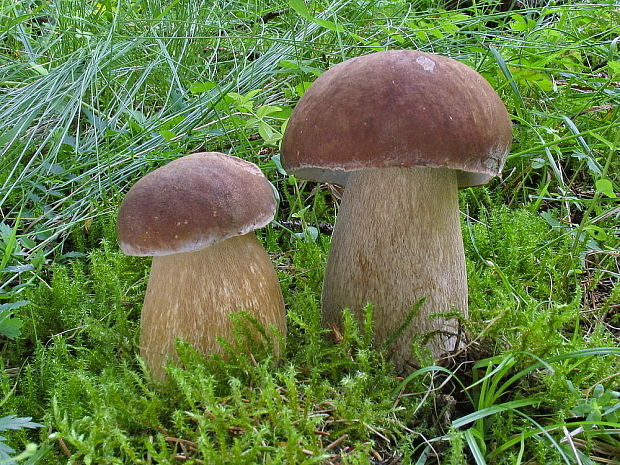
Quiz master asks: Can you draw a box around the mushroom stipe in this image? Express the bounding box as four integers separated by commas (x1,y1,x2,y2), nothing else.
322,167,467,370
141,233,285,381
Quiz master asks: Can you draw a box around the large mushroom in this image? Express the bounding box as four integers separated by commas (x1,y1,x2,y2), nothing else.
281,50,512,370
117,152,286,380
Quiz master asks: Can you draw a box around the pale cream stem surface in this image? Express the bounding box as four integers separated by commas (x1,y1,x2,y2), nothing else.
322,167,467,370
140,233,285,381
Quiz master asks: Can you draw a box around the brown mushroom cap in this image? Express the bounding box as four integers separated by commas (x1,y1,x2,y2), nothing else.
117,152,276,256
281,50,512,188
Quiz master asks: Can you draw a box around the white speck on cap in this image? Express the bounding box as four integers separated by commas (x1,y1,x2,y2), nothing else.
416,55,436,72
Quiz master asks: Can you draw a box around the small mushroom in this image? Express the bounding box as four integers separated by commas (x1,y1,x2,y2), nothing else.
117,152,286,380
281,50,512,370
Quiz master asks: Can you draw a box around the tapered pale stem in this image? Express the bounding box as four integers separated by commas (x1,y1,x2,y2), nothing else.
140,233,285,381
322,167,467,370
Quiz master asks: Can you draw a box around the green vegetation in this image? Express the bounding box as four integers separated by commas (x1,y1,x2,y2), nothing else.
1,0,618,463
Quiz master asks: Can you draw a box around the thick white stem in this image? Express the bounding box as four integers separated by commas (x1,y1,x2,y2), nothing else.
140,233,285,381
322,167,467,370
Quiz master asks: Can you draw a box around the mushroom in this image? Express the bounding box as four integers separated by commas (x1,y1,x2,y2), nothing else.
117,152,286,380
281,50,512,370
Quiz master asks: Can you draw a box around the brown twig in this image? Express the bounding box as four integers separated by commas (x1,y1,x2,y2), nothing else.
57,438,72,457
325,434,348,451
165,437,198,450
